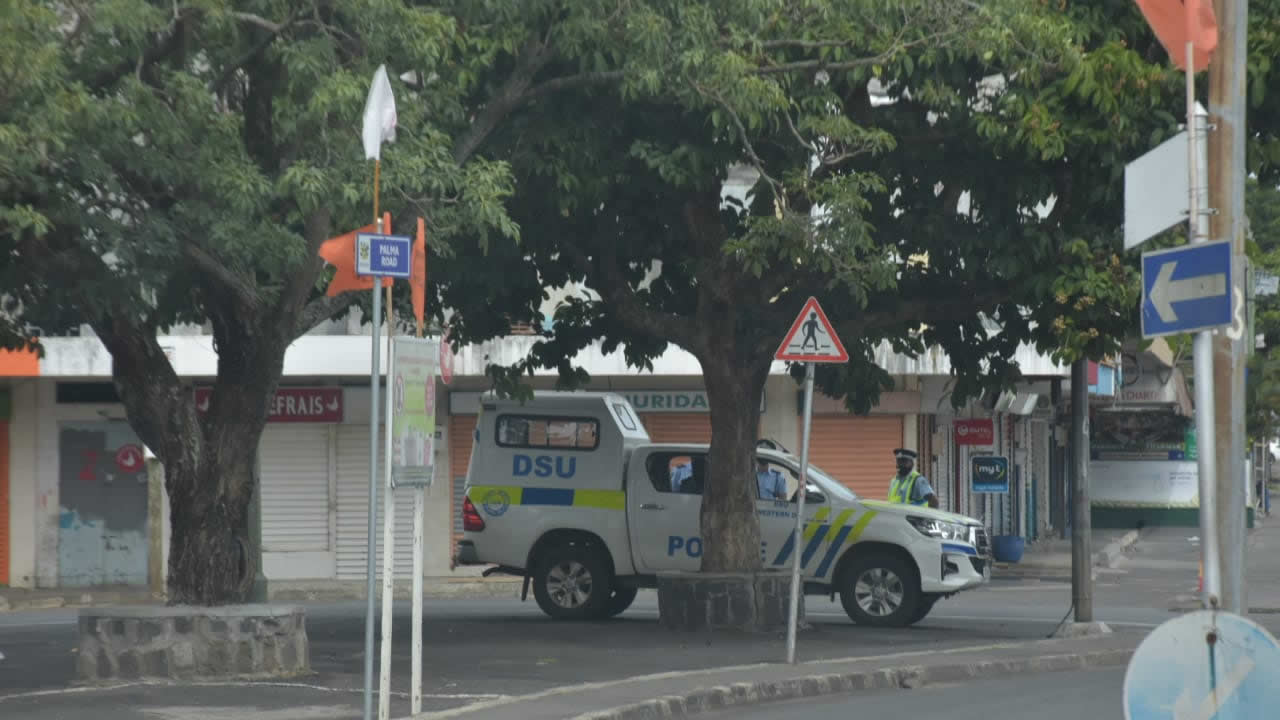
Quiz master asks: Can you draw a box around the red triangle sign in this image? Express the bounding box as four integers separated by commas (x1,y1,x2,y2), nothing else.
775,297,849,363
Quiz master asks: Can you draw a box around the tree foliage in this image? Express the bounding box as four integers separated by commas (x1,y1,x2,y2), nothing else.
0,0,607,602
426,0,1202,571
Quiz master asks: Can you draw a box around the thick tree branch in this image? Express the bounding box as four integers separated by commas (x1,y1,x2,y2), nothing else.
452,37,557,166
294,293,359,340
229,11,284,33
522,70,624,103
183,243,262,309
272,207,332,330
558,237,701,352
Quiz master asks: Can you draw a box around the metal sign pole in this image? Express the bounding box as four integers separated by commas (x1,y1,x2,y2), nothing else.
362,270,382,720
378,319,397,720
785,362,815,664
1187,38,1222,607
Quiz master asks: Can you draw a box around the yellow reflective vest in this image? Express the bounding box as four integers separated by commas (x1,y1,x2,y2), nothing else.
888,471,927,506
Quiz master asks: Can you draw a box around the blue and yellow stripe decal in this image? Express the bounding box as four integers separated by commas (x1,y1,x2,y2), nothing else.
468,485,625,513
771,507,879,579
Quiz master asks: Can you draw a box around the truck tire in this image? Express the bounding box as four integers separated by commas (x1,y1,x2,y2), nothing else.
532,544,611,620
838,551,921,628
907,594,939,625
601,586,638,618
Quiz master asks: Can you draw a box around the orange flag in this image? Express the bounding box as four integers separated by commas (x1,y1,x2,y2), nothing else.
1134,0,1219,72
318,212,394,296
411,217,426,334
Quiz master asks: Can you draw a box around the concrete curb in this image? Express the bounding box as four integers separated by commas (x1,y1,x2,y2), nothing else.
568,647,1134,720
1096,529,1142,569
993,529,1143,579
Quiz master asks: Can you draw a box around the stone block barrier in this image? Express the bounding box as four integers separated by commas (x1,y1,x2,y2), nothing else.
77,604,308,681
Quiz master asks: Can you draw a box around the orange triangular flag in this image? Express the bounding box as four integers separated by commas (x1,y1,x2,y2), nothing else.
318,212,394,296
1134,0,1218,72
411,217,426,334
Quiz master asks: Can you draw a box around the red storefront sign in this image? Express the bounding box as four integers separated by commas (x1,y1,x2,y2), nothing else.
194,387,343,423
954,418,994,446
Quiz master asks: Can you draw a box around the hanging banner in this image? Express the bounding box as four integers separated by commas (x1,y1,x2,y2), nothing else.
391,337,438,487
971,455,1010,494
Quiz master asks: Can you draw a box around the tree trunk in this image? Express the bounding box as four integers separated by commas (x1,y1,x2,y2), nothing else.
166,445,258,604
699,358,769,573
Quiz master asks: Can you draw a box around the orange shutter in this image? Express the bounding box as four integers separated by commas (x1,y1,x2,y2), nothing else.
808,415,903,500
0,421,8,585
449,415,478,549
638,413,712,444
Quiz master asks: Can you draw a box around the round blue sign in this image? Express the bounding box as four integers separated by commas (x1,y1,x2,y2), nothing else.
1124,610,1280,719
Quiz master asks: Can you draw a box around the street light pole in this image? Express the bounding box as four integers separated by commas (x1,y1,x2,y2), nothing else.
1070,358,1093,622
1208,0,1249,614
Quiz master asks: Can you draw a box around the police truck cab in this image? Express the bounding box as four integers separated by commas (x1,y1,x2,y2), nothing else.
455,392,992,627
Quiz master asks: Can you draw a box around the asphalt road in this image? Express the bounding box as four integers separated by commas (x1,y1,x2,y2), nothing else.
701,667,1124,719
0,585,1161,720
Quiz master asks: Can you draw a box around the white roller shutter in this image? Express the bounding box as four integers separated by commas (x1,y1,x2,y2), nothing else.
336,425,418,580
260,425,330,552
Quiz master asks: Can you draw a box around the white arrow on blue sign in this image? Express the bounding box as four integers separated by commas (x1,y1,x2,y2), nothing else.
355,233,413,278
1141,240,1232,338
1124,610,1280,720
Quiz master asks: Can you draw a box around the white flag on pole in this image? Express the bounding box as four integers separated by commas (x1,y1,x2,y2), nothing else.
361,64,397,160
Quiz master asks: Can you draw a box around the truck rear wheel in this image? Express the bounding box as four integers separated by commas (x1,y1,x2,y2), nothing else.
532,544,611,620
839,551,921,628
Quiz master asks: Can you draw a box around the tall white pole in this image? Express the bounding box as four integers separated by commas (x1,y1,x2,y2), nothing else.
362,273,382,720
411,483,425,715
1188,39,1222,607
378,319,397,720
785,363,815,664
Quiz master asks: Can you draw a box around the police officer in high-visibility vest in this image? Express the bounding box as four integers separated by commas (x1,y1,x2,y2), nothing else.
888,448,939,508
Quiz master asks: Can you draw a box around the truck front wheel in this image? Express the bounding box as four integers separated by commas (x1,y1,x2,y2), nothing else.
838,551,921,628
531,544,611,620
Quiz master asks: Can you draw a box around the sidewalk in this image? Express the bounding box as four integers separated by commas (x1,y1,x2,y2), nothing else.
403,634,1139,720
0,571,522,612
991,529,1141,581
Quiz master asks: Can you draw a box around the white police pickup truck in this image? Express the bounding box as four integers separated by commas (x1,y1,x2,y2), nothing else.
455,392,991,627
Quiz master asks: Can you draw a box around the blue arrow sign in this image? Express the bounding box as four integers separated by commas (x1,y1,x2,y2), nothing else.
1125,610,1280,719
355,233,413,278
1141,241,1232,338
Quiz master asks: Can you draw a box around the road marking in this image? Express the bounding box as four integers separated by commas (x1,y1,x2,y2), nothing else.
0,681,501,704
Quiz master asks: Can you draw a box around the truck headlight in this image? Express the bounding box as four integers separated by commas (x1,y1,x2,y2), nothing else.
907,516,967,541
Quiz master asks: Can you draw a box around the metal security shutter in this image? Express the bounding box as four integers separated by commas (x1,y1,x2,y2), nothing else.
0,421,8,585
259,425,330,552
808,415,903,500
335,425,417,580
638,414,712,443
449,415,478,549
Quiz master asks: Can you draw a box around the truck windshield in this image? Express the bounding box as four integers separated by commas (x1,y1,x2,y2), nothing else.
802,463,857,502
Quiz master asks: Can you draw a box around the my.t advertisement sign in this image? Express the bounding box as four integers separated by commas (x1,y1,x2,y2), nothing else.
971,455,1010,494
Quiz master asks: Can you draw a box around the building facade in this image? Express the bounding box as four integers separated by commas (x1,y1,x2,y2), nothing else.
1,333,1070,590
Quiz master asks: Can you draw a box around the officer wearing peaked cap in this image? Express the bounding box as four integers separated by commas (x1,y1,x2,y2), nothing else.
888,448,938,508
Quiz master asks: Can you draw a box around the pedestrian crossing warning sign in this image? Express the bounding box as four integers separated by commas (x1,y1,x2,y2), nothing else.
775,297,849,363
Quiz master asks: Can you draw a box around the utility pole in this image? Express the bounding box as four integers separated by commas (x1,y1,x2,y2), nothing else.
1209,0,1248,615
1071,358,1093,622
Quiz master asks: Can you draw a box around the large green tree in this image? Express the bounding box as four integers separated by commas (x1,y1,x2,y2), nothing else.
0,0,622,603
435,0,1186,573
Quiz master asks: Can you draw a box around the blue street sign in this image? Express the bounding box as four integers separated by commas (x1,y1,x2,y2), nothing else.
970,455,1009,494
355,233,413,278
1125,610,1280,719
1142,241,1232,337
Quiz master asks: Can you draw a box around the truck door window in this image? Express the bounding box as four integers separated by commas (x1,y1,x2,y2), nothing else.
647,452,708,495
754,459,798,502
496,415,601,450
